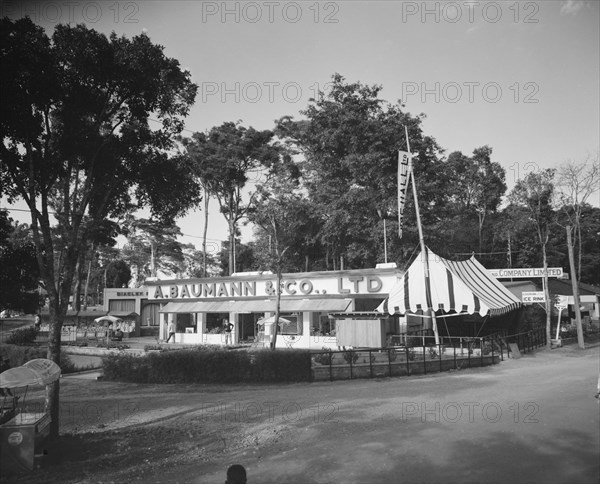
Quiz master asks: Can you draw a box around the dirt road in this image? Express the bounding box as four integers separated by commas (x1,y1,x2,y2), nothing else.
5,344,599,484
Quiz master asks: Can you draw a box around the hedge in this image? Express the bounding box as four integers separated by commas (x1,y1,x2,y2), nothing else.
102,349,312,384
0,344,77,373
5,326,39,345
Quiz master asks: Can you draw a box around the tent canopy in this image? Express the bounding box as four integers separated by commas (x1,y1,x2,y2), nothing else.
377,248,521,318
1,359,61,389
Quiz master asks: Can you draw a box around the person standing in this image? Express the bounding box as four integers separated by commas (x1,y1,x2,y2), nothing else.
223,319,233,345
166,320,176,343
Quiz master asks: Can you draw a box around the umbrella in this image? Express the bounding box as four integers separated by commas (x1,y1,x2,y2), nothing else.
94,315,122,324
258,316,292,325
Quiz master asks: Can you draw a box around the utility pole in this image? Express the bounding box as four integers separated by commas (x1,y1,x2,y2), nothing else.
566,225,585,349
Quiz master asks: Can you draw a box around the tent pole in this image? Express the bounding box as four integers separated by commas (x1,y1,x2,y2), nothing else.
405,126,440,345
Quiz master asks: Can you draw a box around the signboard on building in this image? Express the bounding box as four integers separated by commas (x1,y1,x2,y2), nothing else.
147,272,399,301
488,268,564,279
522,291,546,304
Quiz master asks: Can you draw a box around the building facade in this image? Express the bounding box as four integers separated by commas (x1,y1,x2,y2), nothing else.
139,267,401,349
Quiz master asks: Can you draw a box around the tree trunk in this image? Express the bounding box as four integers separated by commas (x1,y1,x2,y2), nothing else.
567,226,585,349
83,248,94,310
150,241,156,278
202,191,209,277
478,211,485,255
228,218,236,275
72,256,82,311
271,265,282,350
46,299,63,438
542,242,552,349
576,221,582,282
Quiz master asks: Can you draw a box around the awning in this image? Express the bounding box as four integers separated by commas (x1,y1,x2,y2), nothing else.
159,299,353,313
378,247,522,318
329,311,383,320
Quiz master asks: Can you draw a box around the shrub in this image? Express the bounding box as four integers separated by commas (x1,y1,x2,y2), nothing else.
5,326,39,345
0,344,46,367
102,353,150,383
101,348,312,384
405,336,421,348
96,342,129,350
251,349,311,382
342,350,359,365
0,343,75,373
313,347,332,365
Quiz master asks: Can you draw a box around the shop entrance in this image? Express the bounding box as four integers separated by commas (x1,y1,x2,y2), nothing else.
239,313,258,342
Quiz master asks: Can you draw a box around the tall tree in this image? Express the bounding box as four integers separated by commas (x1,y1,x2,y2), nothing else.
275,73,445,268
556,153,600,281
509,169,557,349
183,122,280,275
446,146,506,254
249,176,309,349
0,18,199,436
121,217,186,280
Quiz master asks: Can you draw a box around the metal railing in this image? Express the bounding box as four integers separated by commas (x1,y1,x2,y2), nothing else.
310,337,501,382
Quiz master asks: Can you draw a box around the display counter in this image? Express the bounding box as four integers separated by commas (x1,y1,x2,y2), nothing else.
0,412,51,471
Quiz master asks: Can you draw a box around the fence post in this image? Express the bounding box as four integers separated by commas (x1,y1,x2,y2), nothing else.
329,351,333,382
468,342,471,368
388,348,392,378
491,337,494,364
349,351,353,379
423,344,427,375
480,338,484,367
405,346,410,375
369,349,373,379
438,343,442,372
453,343,457,369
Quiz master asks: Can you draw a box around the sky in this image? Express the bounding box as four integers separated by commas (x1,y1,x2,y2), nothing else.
2,0,599,254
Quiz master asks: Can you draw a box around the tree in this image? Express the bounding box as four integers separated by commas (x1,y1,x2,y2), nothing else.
248,176,309,349
183,122,280,275
446,146,506,254
105,259,131,288
556,153,600,281
122,217,186,280
275,73,445,269
0,210,41,313
0,18,199,437
509,169,556,349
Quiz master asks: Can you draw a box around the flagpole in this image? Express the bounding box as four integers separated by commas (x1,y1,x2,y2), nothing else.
405,126,440,345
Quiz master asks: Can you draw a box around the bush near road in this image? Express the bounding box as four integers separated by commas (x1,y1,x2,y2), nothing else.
102,349,312,384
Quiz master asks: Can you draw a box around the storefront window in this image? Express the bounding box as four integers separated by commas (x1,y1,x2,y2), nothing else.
205,313,229,333
311,312,335,336
176,313,193,332
279,313,302,335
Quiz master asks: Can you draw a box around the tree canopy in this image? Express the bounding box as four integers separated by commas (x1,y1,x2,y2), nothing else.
0,17,200,436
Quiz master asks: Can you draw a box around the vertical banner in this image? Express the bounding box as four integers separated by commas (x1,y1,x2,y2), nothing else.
397,150,411,238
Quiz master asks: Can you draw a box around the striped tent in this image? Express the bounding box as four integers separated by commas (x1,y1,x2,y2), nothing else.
377,248,522,317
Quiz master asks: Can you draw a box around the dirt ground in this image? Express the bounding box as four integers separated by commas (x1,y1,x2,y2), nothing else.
2,343,599,484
